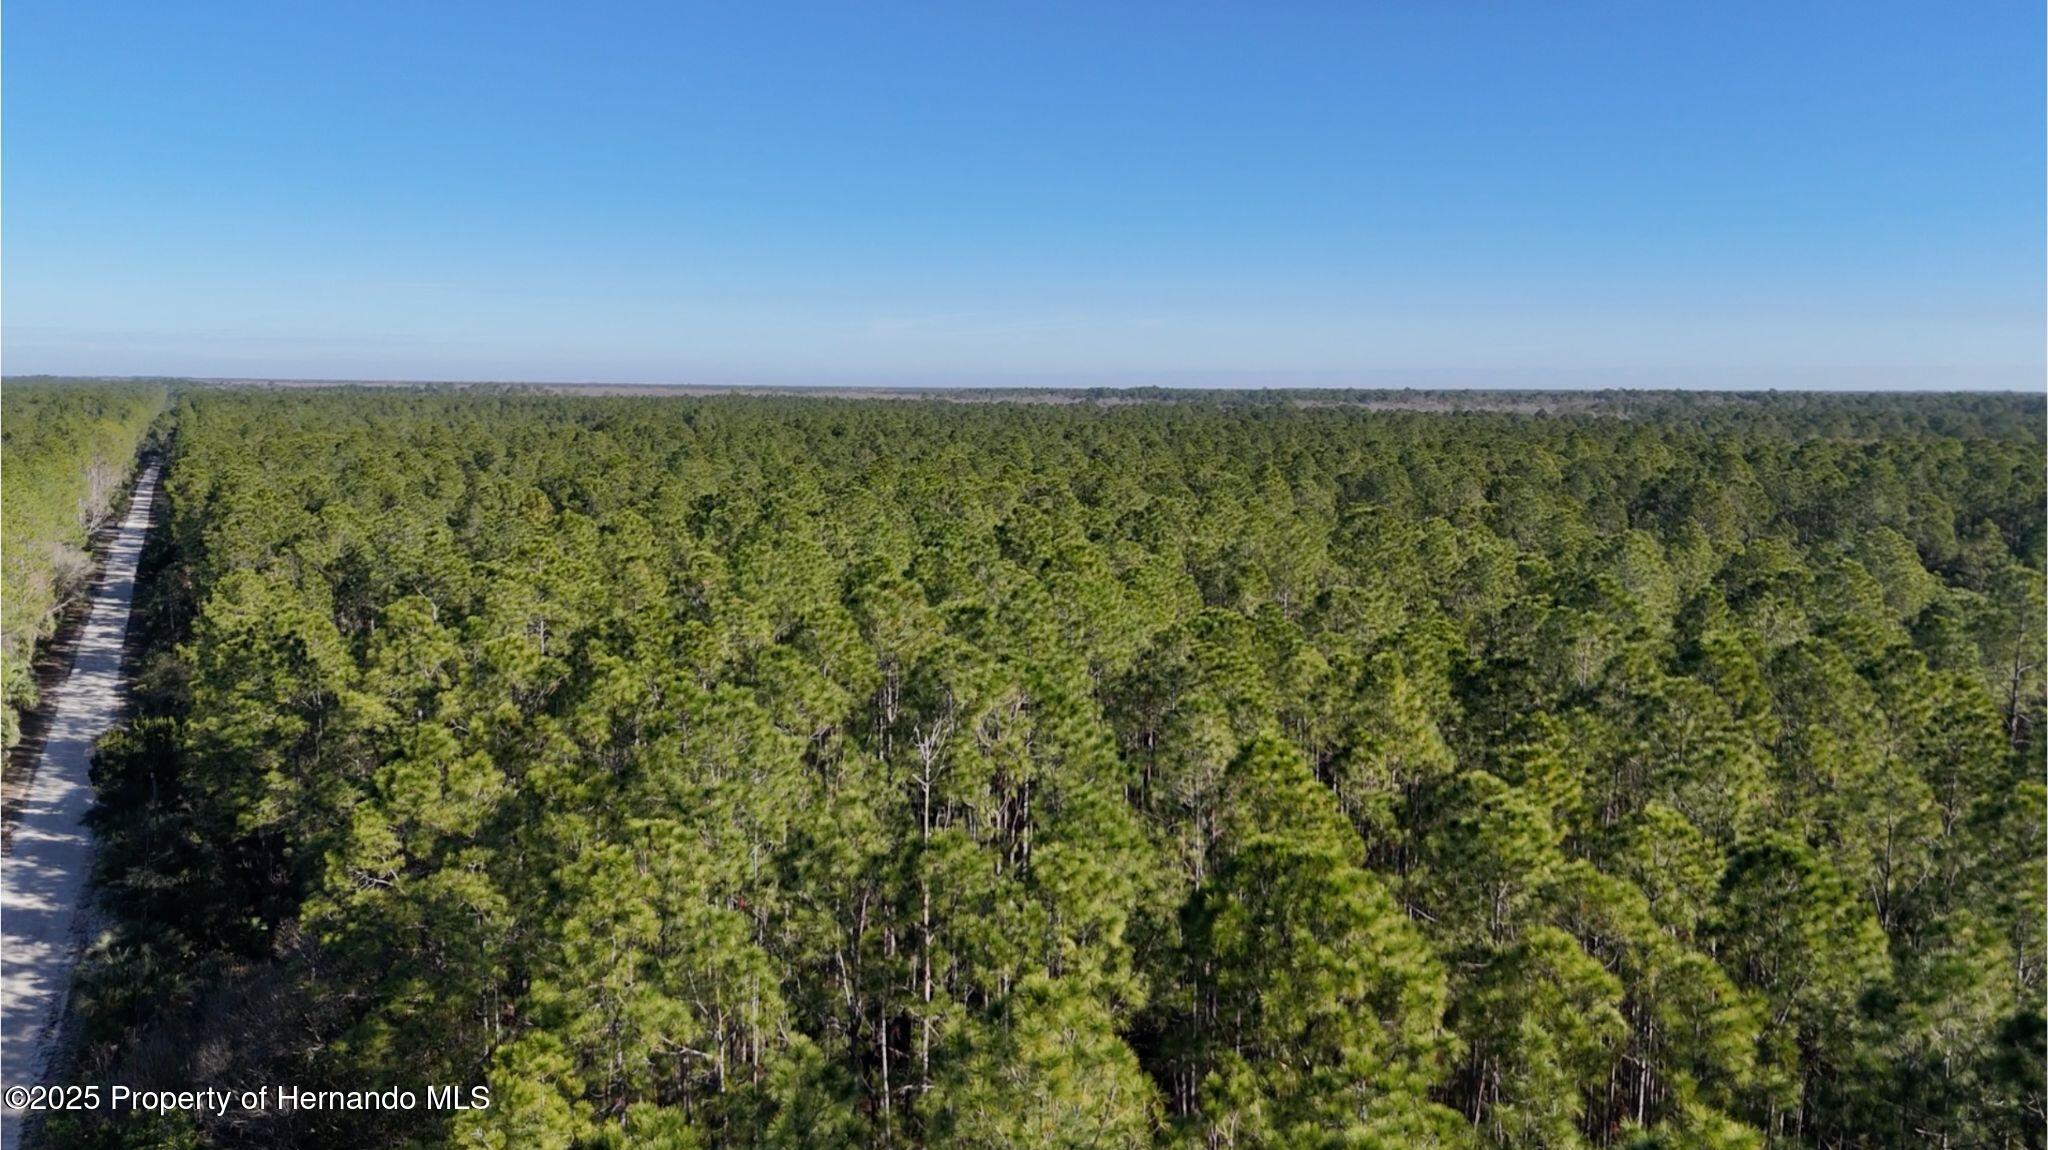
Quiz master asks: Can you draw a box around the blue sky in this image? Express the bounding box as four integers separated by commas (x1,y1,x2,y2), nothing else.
4,2,2042,387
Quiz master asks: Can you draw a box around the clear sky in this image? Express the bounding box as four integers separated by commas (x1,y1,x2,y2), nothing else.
4,2,2042,388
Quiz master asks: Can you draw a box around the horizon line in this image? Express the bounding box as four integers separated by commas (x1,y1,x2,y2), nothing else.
4,366,2042,395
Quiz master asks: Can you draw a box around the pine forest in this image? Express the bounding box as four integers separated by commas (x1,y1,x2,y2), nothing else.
19,385,2045,1150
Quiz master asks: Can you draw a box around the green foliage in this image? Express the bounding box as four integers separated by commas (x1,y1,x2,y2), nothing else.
0,378,164,748
64,387,2047,1150
1172,735,1459,1144
924,975,1159,1148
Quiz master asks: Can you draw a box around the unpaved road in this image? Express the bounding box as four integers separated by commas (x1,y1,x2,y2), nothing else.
1,465,159,1150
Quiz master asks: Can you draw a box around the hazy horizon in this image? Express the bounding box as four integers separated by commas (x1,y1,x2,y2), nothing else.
5,366,2042,394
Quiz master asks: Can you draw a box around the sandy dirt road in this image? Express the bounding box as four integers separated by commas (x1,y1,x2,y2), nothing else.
1,464,159,1150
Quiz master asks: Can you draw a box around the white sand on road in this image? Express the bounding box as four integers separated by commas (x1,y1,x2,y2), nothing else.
1,465,159,1150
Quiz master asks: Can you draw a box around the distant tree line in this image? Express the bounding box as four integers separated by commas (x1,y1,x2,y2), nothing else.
56,388,2046,1149
0,378,165,752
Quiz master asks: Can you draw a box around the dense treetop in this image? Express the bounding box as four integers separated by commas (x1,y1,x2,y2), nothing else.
58,387,2045,1149
0,378,164,750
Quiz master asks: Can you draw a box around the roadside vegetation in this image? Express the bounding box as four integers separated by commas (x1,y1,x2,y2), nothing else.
59,387,2045,1148
0,378,165,752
